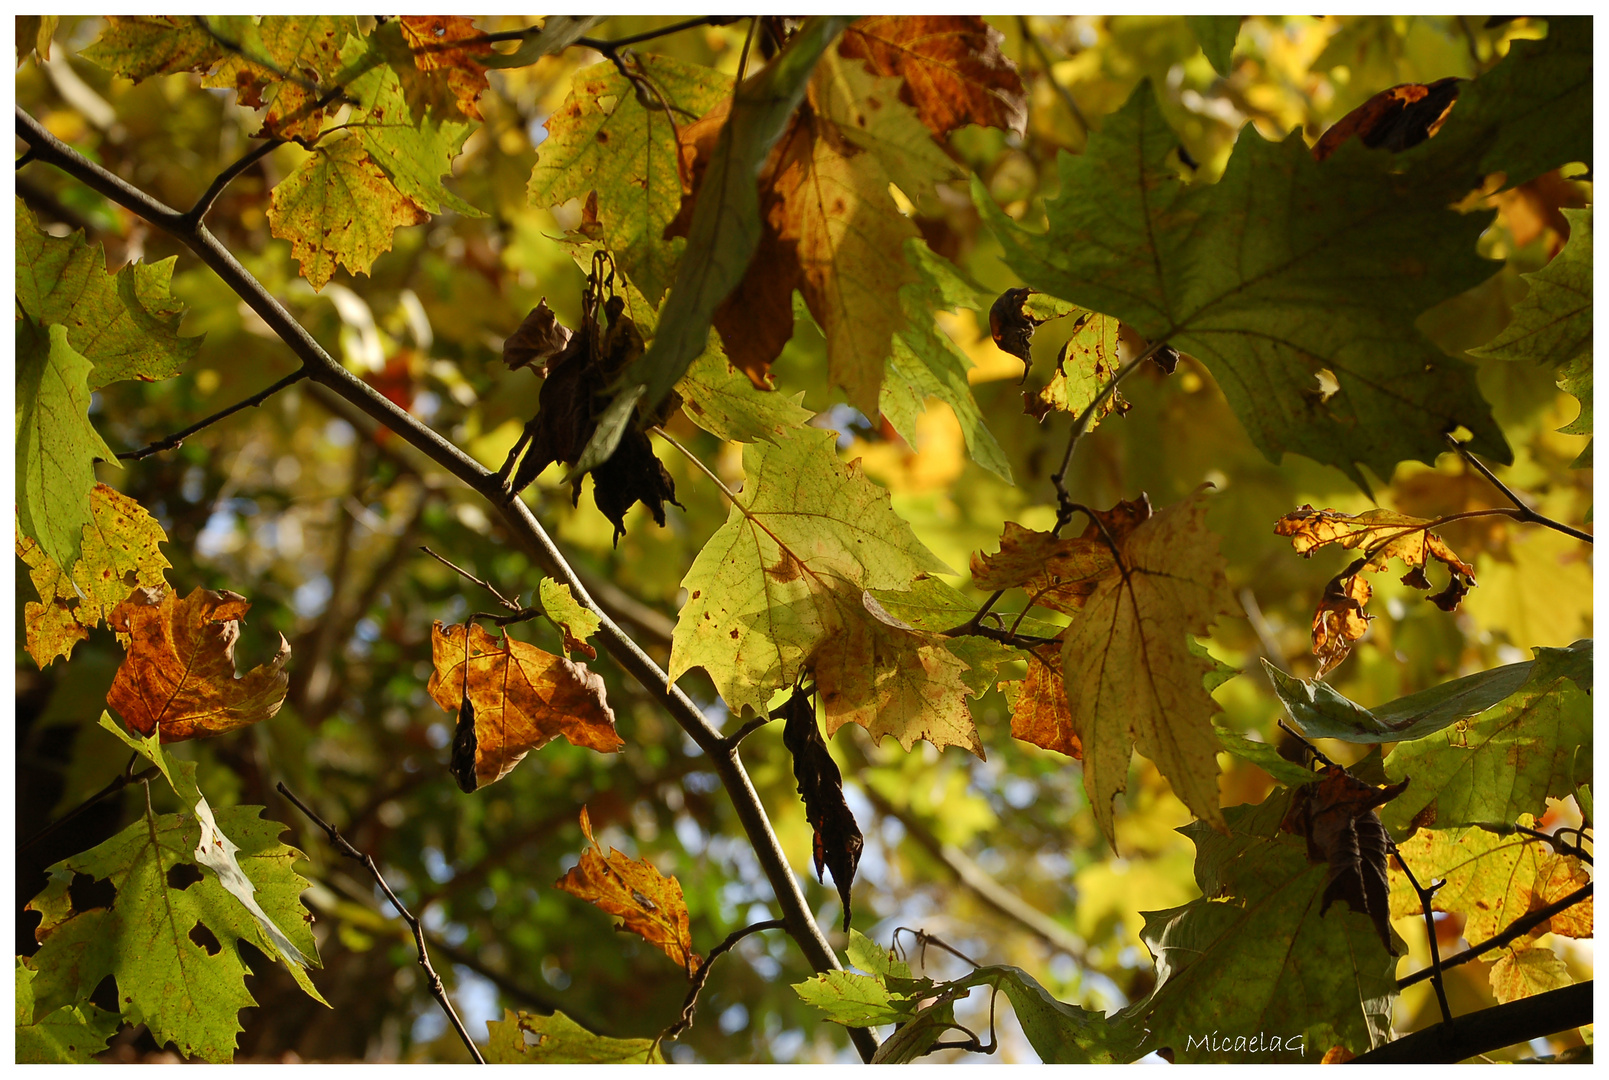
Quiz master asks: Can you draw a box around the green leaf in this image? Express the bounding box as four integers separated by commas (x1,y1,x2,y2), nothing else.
530,56,734,304
1473,207,1590,369
15,960,119,1063
1557,350,1591,467
1381,642,1593,831
1407,16,1591,190
26,791,324,1062
81,15,227,81
15,316,119,573
1213,724,1321,788
866,574,1031,697
668,425,950,721
976,81,1508,489
585,16,853,472
16,197,201,389
675,344,813,444
485,1008,664,1063
1264,646,1565,745
1186,16,1240,76
481,17,602,69
884,239,1013,481
1126,795,1397,1063
537,577,601,658
793,968,928,1027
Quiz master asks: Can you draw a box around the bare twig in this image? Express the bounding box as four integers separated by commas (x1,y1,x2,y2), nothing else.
1446,434,1593,544
20,105,876,1063
276,781,485,1063
1353,980,1591,1064
1390,843,1453,1025
578,16,741,55
1017,16,1087,136
1051,346,1155,531
1473,820,1593,865
659,919,786,1045
718,713,775,753
117,367,310,460
1397,881,1592,989
419,545,519,611
19,756,160,854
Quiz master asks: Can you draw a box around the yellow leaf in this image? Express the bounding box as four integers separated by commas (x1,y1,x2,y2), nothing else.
1489,945,1574,1004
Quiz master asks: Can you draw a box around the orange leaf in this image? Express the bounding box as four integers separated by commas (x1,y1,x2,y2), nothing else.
1006,643,1081,759
426,622,621,791
839,16,1026,137
106,586,290,742
969,498,1153,614
555,806,701,976
398,16,492,120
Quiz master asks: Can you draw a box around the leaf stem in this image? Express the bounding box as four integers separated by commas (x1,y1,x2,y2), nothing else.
117,367,310,461
276,781,486,1064
658,918,786,1045
15,107,876,1062
1446,434,1593,544
419,545,520,611
1396,881,1593,990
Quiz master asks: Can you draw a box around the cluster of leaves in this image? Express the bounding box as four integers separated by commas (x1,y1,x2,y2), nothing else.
15,14,1592,1064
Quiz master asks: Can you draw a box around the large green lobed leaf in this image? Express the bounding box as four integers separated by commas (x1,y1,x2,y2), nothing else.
977,81,1508,489
15,960,119,1063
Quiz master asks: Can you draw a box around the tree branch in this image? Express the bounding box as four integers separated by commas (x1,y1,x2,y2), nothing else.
1446,434,1593,544
1389,843,1452,1024
659,919,786,1045
19,104,877,1064
1397,881,1592,990
1352,980,1591,1063
277,782,485,1064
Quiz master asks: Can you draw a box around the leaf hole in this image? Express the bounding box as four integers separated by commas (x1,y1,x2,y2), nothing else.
67,872,117,914
167,862,204,891
189,921,222,955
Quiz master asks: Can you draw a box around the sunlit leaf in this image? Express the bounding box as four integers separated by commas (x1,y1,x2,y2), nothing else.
1489,945,1574,1004
838,16,1026,137
426,621,621,791
397,16,492,120
675,345,813,443
15,960,119,1064
485,1008,664,1063
537,577,601,660
555,806,700,975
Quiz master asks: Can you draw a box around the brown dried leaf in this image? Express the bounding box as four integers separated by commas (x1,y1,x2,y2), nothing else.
1312,78,1461,162
398,16,491,120
780,688,863,931
106,587,290,742
503,300,574,373
1006,643,1080,759
839,15,1026,137
1280,766,1409,953
555,806,701,976
969,497,1152,616
427,622,621,791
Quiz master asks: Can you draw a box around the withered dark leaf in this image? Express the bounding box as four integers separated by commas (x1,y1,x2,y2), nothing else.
988,287,1037,380
1281,767,1409,953
779,687,863,931
587,427,683,545
503,299,574,373
1312,77,1462,162
450,693,479,793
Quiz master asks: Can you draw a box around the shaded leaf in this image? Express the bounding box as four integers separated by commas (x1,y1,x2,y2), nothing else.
1212,724,1323,788
668,425,951,725
591,17,851,471
485,1008,664,1064
1381,642,1593,831
555,806,701,975
426,621,620,791
538,578,600,660
675,344,813,444
16,15,59,64
1312,78,1461,162
1127,794,1398,1063
106,587,290,742
1022,310,1131,425
1279,766,1409,952
15,317,119,578
969,517,1121,615
976,81,1508,489
81,15,228,83
27,798,322,1062
838,16,1026,137
18,482,172,668
1389,816,1592,943
781,689,863,930
397,16,492,120
267,136,431,291
208,16,354,141
1186,16,1240,77
16,197,202,389
1058,488,1237,843
501,299,573,373
15,960,118,1064
530,55,733,304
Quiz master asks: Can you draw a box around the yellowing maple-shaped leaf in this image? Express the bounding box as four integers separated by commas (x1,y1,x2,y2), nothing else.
970,519,1123,615
838,16,1027,137
1005,644,1080,759
531,55,733,305
1489,945,1574,1004
397,16,492,120
426,621,621,790
670,427,978,752
555,806,701,976
1057,488,1237,844
537,578,601,660
1389,817,1592,944
485,1008,664,1064
106,587,290,742
18,483,172,668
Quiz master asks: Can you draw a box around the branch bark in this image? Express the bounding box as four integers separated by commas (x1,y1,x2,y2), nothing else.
1351,980,1591,1064
17,105,877,1063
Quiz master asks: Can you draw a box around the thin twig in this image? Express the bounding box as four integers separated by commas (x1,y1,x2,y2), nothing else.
1390,843,1453,1025
276,781,486,1064
1473,820,1594,865
419,545,519,611
1397,881,1593,989
578,16,740,55
896,927,983,970
183,138,281,225
1446,434,1593,544
117,367,309,460
21,106,876,1063
658,919,786,1045
19,756,160,854
1017,16,1087,136
718,713,775,753
1051,345,1159,532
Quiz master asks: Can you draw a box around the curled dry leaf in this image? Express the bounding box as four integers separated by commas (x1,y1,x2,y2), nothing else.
1280,766,1409,953
555,806,701,976
501,299,573,373
105,587,290,743
779,688,864,930
1005,644,1080,759
426,621,621,792
1276,505,1476,675
969,496,1152,616
1312,77,1461,162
